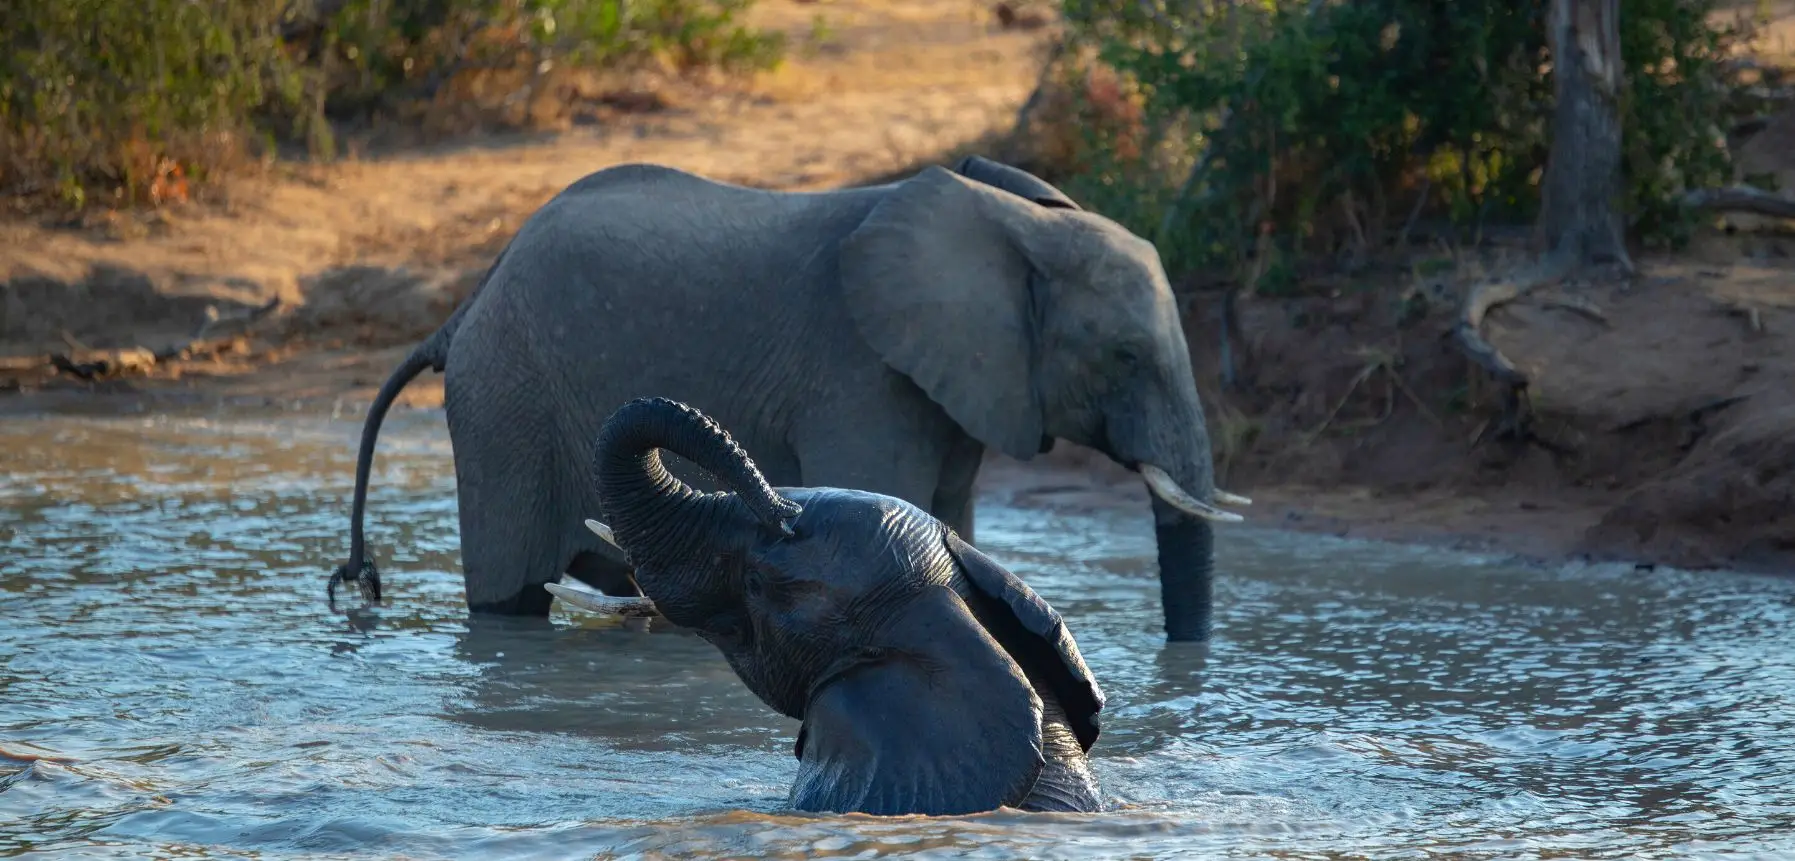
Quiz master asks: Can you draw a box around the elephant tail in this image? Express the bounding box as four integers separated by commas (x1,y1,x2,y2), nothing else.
326,241,511,606
326,340,438,605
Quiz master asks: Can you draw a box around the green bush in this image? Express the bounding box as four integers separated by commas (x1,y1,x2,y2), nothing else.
1,0,310,209
1,0,783,211
317,0,784,121
1057,0,1758,288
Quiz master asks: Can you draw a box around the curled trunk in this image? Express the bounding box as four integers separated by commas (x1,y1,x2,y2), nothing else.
591,398,802,570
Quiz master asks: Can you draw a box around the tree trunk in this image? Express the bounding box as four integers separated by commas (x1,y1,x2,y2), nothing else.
1453,0,1633,451
1536,0,1633,272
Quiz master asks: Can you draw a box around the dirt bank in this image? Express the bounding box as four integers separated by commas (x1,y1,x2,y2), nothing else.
1179,245,1795,575
2,0,1792,577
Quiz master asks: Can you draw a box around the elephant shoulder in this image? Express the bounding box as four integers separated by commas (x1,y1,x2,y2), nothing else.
943,530,1106,752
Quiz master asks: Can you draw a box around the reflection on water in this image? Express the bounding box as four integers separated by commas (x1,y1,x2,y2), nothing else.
2,411,1793,859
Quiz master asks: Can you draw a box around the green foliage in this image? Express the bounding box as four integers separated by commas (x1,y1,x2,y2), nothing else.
320,0,783,117
2,0,311,208
1620,0,1746,247
1057,0,1758,285
2,0,783,211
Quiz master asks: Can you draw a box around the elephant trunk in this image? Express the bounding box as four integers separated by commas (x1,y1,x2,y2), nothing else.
1140,457,1236,643
591,397,802,570
1153,498,1217,642
1115,374,1248,642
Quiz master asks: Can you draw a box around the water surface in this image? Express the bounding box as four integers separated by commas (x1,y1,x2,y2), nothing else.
2,410,1793,859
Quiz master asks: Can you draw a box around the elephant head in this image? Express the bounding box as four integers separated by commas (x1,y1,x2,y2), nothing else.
576,397,1106,816
838,159,1249,641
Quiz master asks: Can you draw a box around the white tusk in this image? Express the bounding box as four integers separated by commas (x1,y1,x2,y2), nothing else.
584,518,619,548
544,580,659,618
1213,489,1253,507
1139,465,1245,523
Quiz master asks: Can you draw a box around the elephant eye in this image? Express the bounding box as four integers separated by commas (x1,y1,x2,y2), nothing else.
1114,346,1142,367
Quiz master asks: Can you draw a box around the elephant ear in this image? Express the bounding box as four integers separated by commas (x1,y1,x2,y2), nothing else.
954,155,1083,211
788,585,1045,816
945,530,1105,752
838,166,1051,460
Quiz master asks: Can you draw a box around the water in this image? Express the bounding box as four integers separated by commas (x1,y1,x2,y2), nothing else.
2,410,1794,860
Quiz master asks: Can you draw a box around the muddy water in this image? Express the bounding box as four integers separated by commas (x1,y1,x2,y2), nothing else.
2,410,1793,860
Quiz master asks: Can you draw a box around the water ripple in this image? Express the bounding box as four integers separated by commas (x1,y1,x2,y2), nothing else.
2,410,1793,859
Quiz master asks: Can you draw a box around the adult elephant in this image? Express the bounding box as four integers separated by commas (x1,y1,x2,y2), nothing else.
555,397,1107,815
328,155,1249,641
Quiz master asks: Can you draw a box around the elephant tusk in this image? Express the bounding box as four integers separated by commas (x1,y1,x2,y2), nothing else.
585,518,620,549
1140,465,1245,523
544,580,659,618
1213,489,1254,507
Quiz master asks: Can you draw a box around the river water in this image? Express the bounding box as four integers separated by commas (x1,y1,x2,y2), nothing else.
1,409,1792,860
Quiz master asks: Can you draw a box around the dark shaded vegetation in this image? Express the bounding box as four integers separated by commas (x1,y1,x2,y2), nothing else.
1041,0,1770,291
1,0,784,211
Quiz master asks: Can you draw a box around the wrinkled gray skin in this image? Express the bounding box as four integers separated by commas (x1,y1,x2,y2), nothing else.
331,155,1228,640
589,397,1106,816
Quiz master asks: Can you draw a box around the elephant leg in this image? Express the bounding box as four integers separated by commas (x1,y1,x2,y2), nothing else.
445,372,568,616
453,464,565,616
931,432,985,543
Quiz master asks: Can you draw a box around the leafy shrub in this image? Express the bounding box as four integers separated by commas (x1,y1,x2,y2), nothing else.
1,0,783,211
316,0,784,122
1055,0,1759,288
1,0,310,209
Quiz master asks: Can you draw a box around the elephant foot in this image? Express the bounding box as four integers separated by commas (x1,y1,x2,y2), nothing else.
327,557,383,608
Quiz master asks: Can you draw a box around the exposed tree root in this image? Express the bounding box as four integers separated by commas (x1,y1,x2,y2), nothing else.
1540,294,1609,326
1450,251,1579,449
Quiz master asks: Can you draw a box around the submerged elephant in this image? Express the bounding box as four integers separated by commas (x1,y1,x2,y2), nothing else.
553,397,1107,815
329,155,1249,640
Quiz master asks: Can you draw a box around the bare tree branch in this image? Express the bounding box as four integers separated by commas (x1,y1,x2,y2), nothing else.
1682,185,1795,220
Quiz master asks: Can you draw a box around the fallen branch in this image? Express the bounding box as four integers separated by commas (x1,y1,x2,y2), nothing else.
45,297,282,382
158,296,282,359
1681,185,1795,220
